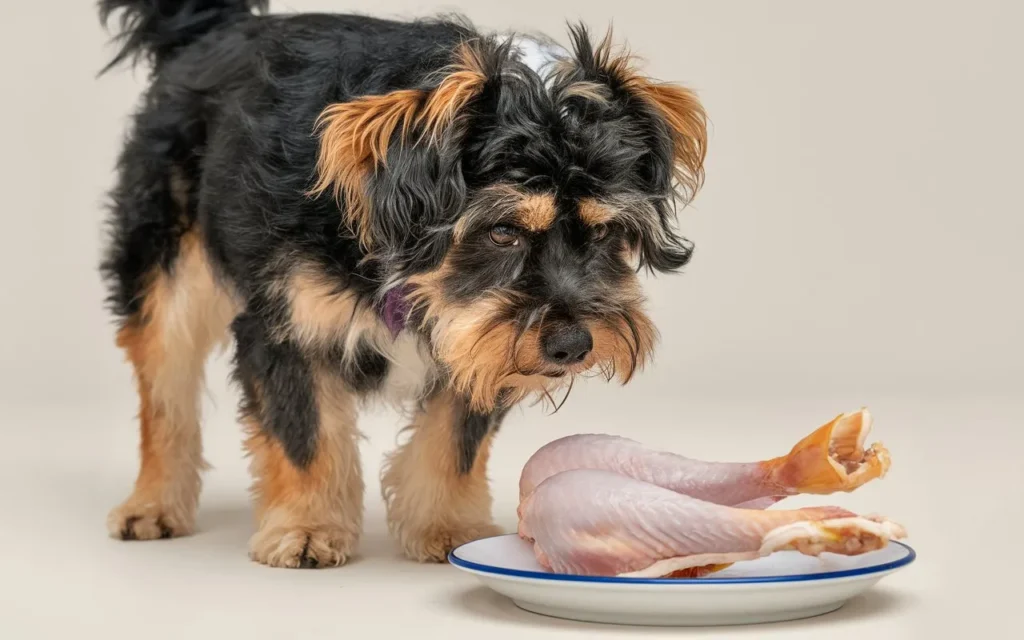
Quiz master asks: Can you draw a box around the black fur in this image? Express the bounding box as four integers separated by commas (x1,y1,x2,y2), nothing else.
456,406,511,476
98,0,270,72
343,340,391,394
98,2,704,471
232,312,320,467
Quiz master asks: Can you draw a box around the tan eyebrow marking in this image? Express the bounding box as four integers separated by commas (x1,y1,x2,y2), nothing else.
578,199,615,226
514,193,558,232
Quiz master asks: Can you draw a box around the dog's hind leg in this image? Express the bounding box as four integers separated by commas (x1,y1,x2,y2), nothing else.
380,390,506,562
102,94,240,540
107,230,238,540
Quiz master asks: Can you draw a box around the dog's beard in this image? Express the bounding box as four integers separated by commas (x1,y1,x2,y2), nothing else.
407,288,657,412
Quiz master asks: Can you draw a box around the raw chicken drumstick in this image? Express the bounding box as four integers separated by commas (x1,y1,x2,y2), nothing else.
519,409,890,508
518,469,906,578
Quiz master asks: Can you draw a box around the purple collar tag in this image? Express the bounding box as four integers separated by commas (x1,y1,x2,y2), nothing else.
380,286,412,338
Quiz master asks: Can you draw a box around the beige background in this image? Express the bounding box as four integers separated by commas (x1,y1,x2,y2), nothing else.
1,1,1021,638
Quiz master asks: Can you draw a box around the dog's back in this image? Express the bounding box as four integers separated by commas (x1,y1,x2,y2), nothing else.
98,1,473,320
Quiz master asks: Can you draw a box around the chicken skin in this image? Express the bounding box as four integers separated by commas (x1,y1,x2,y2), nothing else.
516,409,904,578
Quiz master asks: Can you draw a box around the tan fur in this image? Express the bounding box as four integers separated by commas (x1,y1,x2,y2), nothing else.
429,298,552,410
587,268,657,383
312,43,488,248
311,89,423,248
578,198,615,226
515,193,558,232
405,255,657,411
276,262,431,399
419,43,489,142
405,266,554,411
625,78,707,199
281,265,382,351
108,231,240,540
587,305,657,384
380,390,500,561
246,372,364,568
452,185,559,241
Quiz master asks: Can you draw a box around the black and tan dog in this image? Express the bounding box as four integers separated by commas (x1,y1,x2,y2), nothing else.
97,0,707,568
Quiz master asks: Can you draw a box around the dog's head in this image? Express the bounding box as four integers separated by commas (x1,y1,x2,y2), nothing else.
312,25,707,411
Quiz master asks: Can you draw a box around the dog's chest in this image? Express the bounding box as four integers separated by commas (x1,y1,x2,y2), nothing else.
377,330,437,402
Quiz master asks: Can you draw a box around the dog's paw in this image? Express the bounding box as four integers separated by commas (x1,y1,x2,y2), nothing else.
400,522,502,563
249,525,357,569
107,496,195,541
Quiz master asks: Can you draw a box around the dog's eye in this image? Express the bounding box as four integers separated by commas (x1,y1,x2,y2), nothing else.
591,223,609,241
489,224,522,247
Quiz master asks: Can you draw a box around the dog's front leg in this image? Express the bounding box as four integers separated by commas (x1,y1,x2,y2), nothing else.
381,389,505,562
234,314,364,568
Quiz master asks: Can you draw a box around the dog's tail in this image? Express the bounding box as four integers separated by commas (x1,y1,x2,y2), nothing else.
98,0,268,73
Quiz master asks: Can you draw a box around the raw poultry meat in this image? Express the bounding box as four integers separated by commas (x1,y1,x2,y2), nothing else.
518,469,906,578
516,409,904,578
519,409,890,507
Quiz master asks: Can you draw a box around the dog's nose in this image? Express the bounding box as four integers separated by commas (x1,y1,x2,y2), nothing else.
541,323,593,366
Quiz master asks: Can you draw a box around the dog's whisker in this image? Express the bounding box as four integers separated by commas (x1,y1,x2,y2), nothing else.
550,375,574,414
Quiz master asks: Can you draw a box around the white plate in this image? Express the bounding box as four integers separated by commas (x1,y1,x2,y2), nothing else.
449,534,915,626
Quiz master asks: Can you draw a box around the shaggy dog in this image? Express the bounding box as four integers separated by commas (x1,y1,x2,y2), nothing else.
97,0,706,568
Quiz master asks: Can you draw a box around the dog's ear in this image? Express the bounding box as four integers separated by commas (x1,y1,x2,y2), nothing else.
564,24,707,200
621,80,707,202
563,25,706,273
312,41,501,252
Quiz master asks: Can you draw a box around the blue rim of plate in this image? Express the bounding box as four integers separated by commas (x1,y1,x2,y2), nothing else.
448,535,916,585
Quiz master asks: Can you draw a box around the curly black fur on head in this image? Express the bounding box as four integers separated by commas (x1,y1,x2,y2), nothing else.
310,25,706,286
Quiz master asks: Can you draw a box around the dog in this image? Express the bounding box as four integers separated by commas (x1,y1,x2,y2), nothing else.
97,0,707,568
